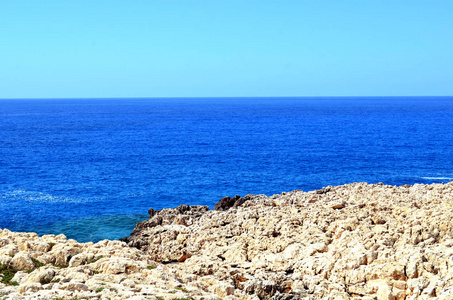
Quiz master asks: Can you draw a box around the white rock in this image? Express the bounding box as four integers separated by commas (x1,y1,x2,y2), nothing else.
377,284,394,300
22,268,55,284
59,282,89,291
10,252,34,270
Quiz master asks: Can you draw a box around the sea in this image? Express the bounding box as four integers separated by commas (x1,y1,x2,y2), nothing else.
1,97,452,242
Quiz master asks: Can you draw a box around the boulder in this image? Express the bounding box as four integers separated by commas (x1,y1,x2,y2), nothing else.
22,268,55,285
10,252,34,270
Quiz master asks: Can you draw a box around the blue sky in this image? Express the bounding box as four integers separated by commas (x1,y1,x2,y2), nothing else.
1,1,452,98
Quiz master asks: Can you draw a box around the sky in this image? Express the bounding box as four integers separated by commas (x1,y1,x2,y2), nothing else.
1,1,452,98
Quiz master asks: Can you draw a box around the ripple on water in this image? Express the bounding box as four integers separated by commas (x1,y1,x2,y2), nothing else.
34,214,148,243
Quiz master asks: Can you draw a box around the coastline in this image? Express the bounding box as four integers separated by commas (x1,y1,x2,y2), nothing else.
1,182,453,299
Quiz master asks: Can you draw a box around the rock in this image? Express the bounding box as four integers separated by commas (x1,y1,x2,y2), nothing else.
214,282,235,297
213,194,254,211
66,270,89,283
11,271,28,284
32,242,52,252
376,284,394,300
330,199,346,209
22,268,55,284
406,260,418,279
213,195,241,211
68,252,93,267
2,182,453,299
17,283,42,293
0,244,19,256
52,249,71,266
316,186,332,194
0,255,12,265
0,238,10,247
91,257,142,275
177,251,191,262
10,252,34,270
121,204,209,249
60,282,89,291
55,234,67,241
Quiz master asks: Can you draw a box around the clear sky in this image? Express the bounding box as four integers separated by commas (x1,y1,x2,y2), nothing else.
1,1,452,98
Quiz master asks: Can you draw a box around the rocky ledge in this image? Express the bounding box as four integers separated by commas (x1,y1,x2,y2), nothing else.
1,182,453,299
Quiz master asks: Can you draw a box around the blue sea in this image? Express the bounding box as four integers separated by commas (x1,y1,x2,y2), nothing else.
1,97,453,242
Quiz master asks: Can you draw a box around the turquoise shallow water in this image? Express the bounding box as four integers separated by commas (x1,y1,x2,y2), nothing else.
1,97,453,242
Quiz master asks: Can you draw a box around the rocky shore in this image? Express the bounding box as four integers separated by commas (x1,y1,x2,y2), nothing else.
1,182,453,299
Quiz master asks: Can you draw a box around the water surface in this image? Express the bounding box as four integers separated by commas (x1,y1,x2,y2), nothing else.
1,97,452,241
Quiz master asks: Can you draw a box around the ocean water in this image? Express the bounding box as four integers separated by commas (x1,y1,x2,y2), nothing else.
1,97,452,242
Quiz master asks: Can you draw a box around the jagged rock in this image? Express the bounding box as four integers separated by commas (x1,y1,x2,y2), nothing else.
17,283,41,293
0,244,18,256
0,238,10,247
10,252,34,270
11,271,28,284
376,284,394,300
2,182,453,299
68,252,94,267
213,194,253,211
52,249,71,266
316,186,332,194
22,268,55,284
330,199,346,209
121,204,209,256
214,282,235,297
59,282,89,291
0,255,12,265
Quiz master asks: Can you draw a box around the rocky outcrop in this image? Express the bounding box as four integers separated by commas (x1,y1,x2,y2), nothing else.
123,182,453,299
0,231,206,299
2,182,453,299
213,195,253,211
120,204,209,253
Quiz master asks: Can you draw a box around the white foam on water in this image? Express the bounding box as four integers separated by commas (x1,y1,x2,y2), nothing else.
2,190,90,203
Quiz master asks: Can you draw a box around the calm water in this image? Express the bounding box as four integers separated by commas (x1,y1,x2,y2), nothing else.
1,97,452,242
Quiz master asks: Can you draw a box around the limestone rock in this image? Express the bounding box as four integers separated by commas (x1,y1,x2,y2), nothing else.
59,282,89,291
376,284,394,300
22,268,55,284
0,255,12,266
68,252,94,267
17,283,42,294
213,194,252,211
2,182,453,299
52,249,71,266
10,252,34,270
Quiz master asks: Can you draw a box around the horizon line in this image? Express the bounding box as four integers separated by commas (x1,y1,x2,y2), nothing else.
1,95,452,101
